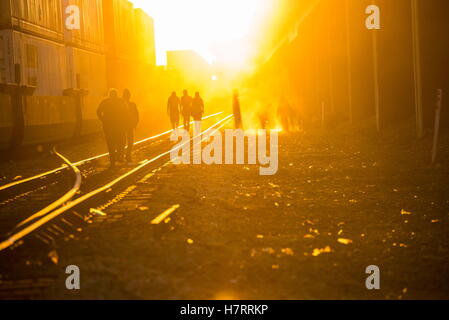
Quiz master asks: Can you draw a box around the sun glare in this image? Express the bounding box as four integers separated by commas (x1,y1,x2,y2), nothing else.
130,0,271,66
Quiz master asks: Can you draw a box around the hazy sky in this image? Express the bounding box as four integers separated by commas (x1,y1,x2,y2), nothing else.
130,0,271,65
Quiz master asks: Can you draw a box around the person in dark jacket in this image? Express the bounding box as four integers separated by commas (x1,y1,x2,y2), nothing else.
181,89,192,131
167,92,181,131
191,92,205,135
123,89,139,163
97,88,127,168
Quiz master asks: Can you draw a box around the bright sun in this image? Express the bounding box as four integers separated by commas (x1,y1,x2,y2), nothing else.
130,0,271,66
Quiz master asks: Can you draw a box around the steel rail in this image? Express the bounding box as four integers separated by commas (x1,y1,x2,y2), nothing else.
0,112,223,194
0,115,233,252
12,149,82,229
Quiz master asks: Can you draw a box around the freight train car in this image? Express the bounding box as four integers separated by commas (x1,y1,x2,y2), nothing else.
103,0,156,96
0,0,107,149
0,0,68,148
0,0,156,150
63,0,108,139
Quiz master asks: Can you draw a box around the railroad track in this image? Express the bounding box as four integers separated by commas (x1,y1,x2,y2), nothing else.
0,113,223,234
0,112,223,199
0,114,233,254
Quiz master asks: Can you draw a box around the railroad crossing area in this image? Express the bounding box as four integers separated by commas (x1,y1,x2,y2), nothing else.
0,114,449,299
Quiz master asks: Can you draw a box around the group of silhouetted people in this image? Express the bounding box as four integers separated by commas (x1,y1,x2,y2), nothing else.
96,86,305,168
255,97,301,132
168,90,204,133
97,88,139,168
98,88,248,168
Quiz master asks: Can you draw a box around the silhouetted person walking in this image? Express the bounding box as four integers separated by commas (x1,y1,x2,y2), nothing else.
258,104,270,129
181,89,192,131
167,91,180,131
97,89,127,168
233,89,243,129
191,92,204,135
123,89,139,163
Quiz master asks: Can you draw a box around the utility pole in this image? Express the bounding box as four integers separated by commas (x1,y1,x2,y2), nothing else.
326,15,335,115
431,89,442,165
345,0,353,125
314,38,321,116
411,0,424,139
371,1,381,132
